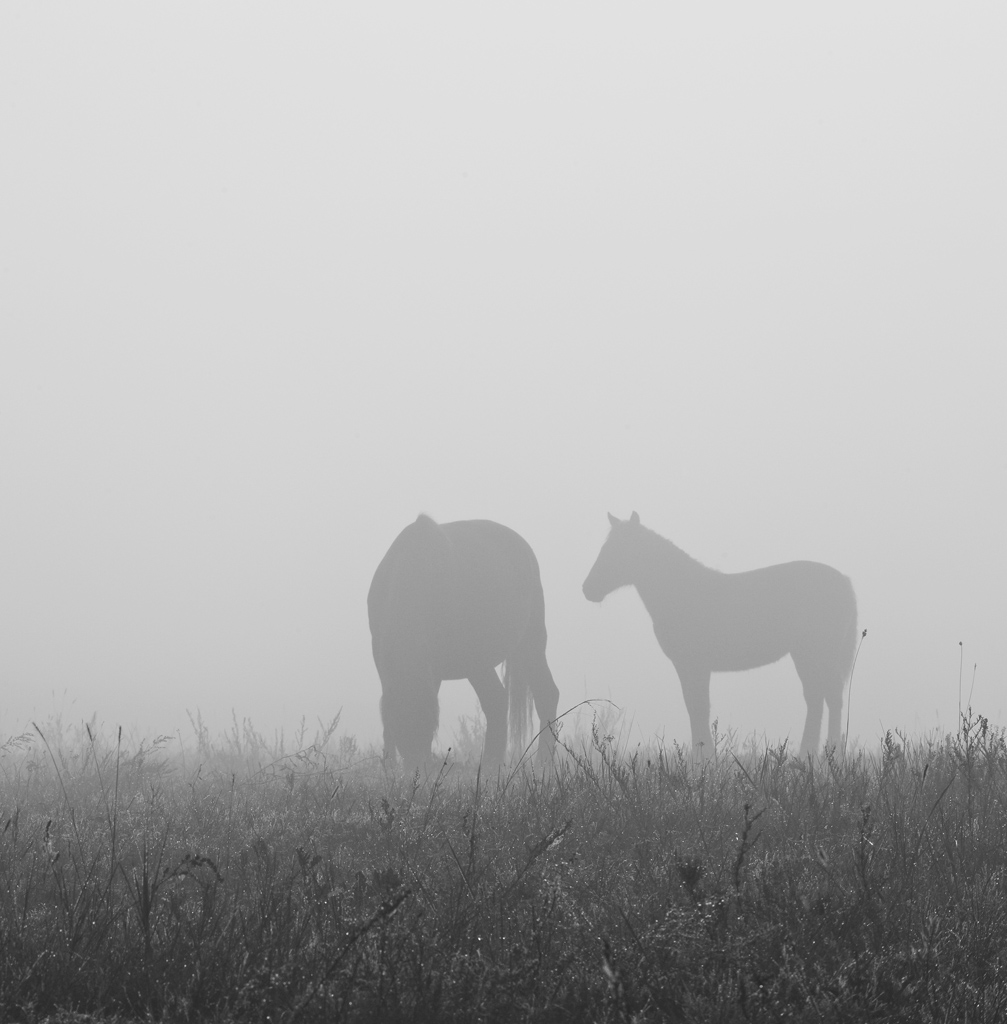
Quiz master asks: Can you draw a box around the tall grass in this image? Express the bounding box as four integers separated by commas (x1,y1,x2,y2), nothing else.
2,709,1007,1021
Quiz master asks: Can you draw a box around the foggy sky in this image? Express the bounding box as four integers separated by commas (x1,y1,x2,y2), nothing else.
2,6,1005,752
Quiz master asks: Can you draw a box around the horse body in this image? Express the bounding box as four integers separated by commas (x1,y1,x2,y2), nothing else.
369,515,559,771
583,512,857,755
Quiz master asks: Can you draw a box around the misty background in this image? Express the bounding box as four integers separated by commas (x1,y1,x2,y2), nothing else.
2,6,1004,753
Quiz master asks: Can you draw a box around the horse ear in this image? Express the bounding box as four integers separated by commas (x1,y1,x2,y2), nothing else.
630,511,640,525
607,512,619,527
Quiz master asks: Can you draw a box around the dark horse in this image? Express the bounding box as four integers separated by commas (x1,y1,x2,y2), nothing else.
583,513,858,755
368,515,560,771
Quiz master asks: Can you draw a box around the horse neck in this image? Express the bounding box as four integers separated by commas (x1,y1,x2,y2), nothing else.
630,529,709,607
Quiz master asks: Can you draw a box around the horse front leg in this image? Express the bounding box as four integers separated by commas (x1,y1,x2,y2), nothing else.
469,667,509,767
677,665,713,756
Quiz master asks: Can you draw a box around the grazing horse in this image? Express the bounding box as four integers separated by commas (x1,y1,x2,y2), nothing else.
368,515,560,771
582,512,857,755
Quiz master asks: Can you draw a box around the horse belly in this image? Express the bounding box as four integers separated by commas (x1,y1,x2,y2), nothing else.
654,600,792,674
707,565,849,672
431,614,521,681
434,649,508,682
709,632,792,673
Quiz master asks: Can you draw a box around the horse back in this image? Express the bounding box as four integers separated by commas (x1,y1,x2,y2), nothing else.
368,515,453,672
729,560,854,619
651,558,856,674
369,516,544,681
436,520,544,670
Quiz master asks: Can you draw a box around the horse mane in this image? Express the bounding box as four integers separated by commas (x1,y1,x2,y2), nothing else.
635,521,718,578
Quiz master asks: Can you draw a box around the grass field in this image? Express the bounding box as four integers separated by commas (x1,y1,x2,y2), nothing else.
2,708,1007,1022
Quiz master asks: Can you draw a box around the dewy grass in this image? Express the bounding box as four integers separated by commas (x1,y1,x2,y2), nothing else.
3,712,1007,1021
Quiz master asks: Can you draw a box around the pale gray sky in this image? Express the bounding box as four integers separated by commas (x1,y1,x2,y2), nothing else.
2,6,1005,751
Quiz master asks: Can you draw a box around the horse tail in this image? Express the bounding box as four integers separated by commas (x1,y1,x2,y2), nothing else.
839,575,859,688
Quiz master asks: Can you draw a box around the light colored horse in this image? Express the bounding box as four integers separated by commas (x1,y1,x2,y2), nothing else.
368,515,559,772
582,512,857,755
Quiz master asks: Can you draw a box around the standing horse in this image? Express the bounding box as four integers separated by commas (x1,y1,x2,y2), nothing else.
368,515,560,771
582,512,857,755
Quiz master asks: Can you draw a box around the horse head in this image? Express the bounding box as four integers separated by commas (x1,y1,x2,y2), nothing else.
582,511,642,602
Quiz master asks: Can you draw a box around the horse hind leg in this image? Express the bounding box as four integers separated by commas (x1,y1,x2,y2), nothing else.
521,652,560,764
818,655,848,752
508,639,560,766
380,694,396,763
468,667,509,767
824,687,844,750
792,652,829,756
534,662,560,765
798,688,825,757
